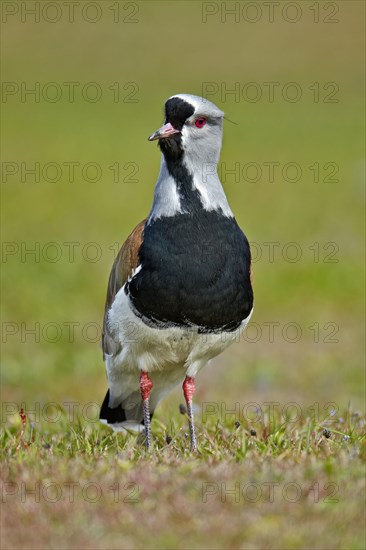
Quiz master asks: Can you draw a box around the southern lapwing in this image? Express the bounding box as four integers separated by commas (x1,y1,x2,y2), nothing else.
100,94,254,451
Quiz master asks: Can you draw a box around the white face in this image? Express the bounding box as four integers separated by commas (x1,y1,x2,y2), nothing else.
149,94,233,220
170,94,224,164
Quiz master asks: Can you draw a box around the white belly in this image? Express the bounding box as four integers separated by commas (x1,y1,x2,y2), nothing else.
105,285,253,414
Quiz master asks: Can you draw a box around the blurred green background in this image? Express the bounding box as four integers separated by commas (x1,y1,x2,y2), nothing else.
2,0,364,414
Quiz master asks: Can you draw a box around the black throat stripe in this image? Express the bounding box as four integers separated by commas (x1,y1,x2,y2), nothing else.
158,97,203,212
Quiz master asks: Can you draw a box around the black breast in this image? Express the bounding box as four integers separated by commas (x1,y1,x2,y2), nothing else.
127,211,253,332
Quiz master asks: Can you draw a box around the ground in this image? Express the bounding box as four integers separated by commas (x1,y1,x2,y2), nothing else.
1,404,365,549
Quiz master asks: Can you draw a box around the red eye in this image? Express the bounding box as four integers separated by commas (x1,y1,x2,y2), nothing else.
195,117,207,128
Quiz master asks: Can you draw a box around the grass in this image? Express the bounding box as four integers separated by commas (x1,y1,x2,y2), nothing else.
1,1,365,548
1,406,365,549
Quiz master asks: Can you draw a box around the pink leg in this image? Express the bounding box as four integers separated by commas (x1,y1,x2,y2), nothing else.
183,376,197,452
140,371,153,449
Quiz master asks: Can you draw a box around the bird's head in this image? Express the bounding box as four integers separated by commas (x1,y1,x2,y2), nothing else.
148,94,224,166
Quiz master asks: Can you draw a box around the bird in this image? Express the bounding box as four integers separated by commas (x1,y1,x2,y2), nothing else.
99,94,254,451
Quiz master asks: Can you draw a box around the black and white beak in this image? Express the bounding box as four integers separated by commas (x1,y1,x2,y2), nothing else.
148,122,180,141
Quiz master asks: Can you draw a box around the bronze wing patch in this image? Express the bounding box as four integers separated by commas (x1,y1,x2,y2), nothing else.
102,219,146,357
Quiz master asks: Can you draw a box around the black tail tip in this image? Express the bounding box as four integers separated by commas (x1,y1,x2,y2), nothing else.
99,389,126,424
